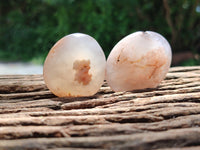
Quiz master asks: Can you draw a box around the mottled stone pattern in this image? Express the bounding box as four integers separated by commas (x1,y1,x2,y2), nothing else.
0,66,200,149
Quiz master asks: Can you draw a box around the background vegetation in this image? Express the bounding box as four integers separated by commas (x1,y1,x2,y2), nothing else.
0,0,199,65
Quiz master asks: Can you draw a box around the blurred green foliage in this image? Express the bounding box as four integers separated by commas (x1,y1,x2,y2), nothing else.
0,0,199,64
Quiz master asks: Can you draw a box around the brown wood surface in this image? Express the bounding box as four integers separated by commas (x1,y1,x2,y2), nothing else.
0,66,200,150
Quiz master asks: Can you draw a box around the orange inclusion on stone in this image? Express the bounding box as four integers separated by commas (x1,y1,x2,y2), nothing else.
73,60,92,85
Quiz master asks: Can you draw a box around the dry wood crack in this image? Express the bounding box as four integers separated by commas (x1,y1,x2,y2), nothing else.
0,66,200,149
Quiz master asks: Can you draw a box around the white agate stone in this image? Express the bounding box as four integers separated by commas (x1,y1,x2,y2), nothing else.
106,31,172,92
43,33,106,97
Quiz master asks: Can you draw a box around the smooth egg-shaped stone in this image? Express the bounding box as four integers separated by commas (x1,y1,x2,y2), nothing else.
106,31,172,92
43,33,106,97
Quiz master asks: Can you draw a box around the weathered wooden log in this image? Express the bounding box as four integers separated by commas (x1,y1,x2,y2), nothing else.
0,66,200,149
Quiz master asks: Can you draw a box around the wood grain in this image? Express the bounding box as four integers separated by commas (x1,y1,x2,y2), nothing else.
0,66,200,149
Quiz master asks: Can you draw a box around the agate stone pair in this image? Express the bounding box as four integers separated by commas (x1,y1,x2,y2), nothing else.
43,31,172,97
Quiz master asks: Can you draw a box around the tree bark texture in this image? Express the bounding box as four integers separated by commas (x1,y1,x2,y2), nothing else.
0,66,200,150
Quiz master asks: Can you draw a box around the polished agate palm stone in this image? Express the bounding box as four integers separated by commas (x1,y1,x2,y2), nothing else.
43,33,106,97
106,31,172,92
